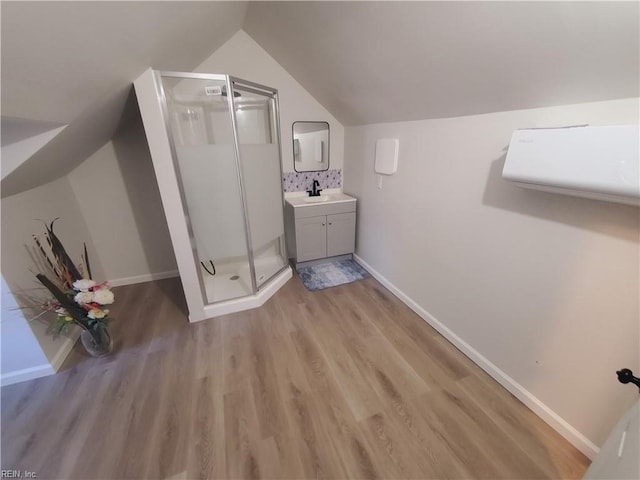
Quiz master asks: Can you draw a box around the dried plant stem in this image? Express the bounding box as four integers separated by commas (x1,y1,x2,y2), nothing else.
83,243,92,280
45,233,72,289
33,235,62,283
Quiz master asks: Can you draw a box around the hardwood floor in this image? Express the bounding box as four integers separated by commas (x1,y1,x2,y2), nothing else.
1,274,589,479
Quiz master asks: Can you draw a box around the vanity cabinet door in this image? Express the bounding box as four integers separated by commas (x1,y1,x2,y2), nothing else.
326,212,356,257
296,215,327,262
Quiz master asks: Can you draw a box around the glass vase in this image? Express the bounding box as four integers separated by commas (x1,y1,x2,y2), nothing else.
80,327,113,357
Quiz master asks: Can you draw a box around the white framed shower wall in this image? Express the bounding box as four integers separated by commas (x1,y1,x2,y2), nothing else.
134,68,291,322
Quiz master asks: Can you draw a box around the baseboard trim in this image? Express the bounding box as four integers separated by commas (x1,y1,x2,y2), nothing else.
108,270,179,287
49,329,80,372
1,363,55,387
1,330,80,387
353,254,599,460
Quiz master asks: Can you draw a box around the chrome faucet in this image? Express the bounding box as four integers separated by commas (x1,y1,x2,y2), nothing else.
307,179,322,197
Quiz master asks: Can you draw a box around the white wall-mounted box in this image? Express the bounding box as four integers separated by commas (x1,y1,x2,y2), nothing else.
375,138,399,175
503,125,639,206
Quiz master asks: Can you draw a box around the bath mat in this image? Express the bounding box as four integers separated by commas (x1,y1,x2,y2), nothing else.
298,259,369,291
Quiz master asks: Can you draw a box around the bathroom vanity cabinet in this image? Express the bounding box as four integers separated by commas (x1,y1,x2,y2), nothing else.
284,194,357,266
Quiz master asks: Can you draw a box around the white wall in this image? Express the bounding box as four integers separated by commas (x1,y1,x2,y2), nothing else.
344,97,639,455
1,275,54,386
1,175,104,380
195,30,344,175
67,116,178,285
1,124,67,180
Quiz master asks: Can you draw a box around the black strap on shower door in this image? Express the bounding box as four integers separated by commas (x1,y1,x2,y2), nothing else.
617,369,640,393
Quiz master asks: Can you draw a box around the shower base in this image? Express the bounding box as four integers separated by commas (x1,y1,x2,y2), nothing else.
199,264,292,320
202,253,289,305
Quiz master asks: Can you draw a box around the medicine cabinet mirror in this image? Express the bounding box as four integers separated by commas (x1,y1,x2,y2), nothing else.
293,121,329,172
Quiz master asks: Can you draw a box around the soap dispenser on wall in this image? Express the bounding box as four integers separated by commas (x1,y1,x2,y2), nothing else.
374,138,399,189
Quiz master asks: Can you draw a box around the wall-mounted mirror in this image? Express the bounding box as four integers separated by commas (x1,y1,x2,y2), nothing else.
293,121,329,172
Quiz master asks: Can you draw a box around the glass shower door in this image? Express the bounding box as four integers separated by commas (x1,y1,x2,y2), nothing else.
231,80,288,289
160,75,253,304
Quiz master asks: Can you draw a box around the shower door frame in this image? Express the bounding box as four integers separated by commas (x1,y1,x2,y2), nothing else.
229,75,290,290
153,70,290,310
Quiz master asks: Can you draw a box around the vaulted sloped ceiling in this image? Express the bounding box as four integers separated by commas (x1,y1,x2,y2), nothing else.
1,1,247,198
245,1,640,125
2,1,638,198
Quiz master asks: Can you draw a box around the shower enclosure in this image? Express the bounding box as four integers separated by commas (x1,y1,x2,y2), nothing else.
134,69,291,321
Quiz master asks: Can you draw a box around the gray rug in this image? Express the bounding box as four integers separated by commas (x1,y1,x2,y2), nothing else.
298,259,369,291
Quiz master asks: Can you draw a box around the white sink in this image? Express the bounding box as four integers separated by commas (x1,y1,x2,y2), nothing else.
287,192,356,208
303,195,330,203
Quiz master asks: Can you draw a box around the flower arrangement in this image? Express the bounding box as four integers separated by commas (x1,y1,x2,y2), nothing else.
33,219,114,354
49,278,114,333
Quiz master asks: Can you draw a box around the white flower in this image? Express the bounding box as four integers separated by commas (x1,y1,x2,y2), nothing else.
73,279,96,291
74,291,94,305
93,288,114,305
87,308,106,319
55,307,69,315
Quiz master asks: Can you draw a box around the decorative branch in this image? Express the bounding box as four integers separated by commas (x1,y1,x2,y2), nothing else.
46,219,81,282
36,274,73,309
32,235,61,282
83,243,92,280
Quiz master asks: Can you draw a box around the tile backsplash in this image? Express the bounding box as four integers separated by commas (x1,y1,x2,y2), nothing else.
283,169,342,193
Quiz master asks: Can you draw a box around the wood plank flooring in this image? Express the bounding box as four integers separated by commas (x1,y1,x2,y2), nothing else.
1,274,590,479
